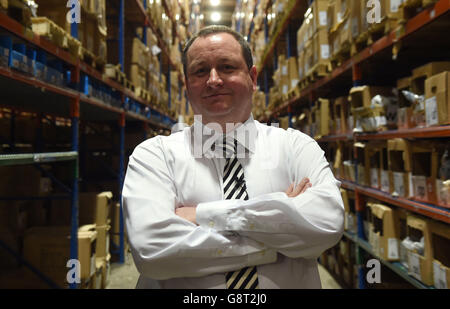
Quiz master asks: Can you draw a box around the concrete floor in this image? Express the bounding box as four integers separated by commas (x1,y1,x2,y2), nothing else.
106,251,342,289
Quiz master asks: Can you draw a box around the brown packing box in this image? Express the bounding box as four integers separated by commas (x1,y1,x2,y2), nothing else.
78,227,98,280
287,57,299,91
405,215,433,286
431,221,450,289
306,0,329,35
411,141,438,204
411,62,450,95
349,0,361,40
365,141,387,190
349,86,395,108
0,166,52,197
397,76,416,129
79,191,113,226
22,226,97,286
312,28,330,69
314,98,330,138
425,71,450,126
96,224,111,259
368,203,401,261
387,138,412,198
354,142,368,186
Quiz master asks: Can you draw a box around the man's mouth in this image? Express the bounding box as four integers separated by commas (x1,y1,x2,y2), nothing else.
203,93,230,99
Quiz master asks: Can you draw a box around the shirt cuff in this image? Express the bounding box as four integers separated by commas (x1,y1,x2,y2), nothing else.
196,192,288,232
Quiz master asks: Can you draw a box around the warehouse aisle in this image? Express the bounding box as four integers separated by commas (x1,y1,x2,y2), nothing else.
106,251,342,289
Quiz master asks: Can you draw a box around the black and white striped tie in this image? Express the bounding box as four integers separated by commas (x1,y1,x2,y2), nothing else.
218,137,259,289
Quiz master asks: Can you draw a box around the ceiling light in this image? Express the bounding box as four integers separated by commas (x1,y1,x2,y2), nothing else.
210,0,220,6
211,12,221,22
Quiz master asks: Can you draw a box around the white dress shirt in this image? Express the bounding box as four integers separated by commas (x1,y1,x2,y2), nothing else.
122,114,344,289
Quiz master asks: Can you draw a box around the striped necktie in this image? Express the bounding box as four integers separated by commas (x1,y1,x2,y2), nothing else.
217,137,259,289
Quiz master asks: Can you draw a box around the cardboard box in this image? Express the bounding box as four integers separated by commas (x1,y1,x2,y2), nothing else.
311,28,330,69
304,0,329,35
78,227,98,280
341,188,356,233
430,220,450,289
411,62,450,95
349,86,395,108
368,203,401,261
79,191,113,226
425,71,450,126
287,57,299,91
95,224,111,259
365,141,387,190
411,141,438,204
387,138,412,197
405,215,433,286
354,142,368,186
314,98,330,138
23,226,97,286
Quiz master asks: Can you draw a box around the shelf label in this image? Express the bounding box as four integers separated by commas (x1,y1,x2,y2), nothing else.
425,96,438,126
381,170,389,193
390,0,401,13
433,261,448,289
321,44,330,59
408,251,422,281
388,238,399,260
319,11,327,26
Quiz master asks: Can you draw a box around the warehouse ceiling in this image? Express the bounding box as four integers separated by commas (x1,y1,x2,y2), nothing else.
202,0,236,27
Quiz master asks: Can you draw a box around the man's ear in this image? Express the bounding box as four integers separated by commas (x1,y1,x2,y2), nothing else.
249,66,258,91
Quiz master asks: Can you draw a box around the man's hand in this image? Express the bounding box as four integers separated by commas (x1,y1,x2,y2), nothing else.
175,206,198,225
285,177,312,197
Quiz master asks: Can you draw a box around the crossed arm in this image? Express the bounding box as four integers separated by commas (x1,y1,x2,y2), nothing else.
175,178,312,224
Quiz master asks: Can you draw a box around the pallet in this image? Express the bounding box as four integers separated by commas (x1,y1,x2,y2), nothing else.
7,0,32,28
398,0,425,22
31,17,66,49
135,87,150,102
104,64,125,85
351,33,368,57
306,61,331,82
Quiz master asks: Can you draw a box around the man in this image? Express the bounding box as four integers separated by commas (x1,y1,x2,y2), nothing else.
122,25,344,289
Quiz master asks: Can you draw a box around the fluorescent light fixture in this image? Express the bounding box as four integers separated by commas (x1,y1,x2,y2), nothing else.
211,12,221,22
210,0,220,6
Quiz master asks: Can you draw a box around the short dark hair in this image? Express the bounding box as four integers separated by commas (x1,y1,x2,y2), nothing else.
182,25,253,78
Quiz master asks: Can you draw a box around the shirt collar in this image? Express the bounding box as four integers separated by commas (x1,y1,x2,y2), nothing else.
190,114,257,158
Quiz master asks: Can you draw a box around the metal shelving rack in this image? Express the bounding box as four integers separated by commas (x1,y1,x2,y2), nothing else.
253,0,450,289
0,0,180,288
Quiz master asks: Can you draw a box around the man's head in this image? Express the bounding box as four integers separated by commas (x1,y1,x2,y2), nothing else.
182,25,258,131
182,26,253,77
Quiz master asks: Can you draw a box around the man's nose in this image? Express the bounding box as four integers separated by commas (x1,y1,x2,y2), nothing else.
207,68,223,87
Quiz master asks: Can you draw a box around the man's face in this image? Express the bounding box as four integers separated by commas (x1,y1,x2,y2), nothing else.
185,32,257,127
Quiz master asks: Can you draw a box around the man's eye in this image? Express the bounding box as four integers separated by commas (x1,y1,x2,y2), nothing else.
194,68,207,75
